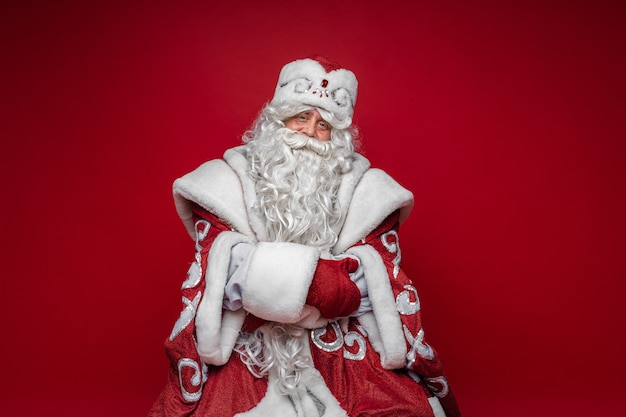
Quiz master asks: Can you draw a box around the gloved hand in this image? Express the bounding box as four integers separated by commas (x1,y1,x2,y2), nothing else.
306,257,361,319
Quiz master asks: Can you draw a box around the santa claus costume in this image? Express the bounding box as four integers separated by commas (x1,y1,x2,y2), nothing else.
149,55,462,417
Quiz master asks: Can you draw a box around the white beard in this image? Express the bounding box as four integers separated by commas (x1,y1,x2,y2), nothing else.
239,125,352,397
247,127,345,250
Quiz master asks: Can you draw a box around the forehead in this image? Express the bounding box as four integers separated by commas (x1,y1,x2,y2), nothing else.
292,108,325,120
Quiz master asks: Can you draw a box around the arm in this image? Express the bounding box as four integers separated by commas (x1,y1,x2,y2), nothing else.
188,204,360,331
355,210,462,417
150,204,235,415
223,237,363,326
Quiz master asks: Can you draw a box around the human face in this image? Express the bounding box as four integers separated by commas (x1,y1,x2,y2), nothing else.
284,109,332,142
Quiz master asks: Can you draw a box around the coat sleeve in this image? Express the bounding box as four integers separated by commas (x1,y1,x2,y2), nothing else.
348,211,462,417
149,205,247,416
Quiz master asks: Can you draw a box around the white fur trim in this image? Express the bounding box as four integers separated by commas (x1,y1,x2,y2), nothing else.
173,159,256,241
223,147,269,241
242,242,320,323
236,334,348,417
293,305,329,329
347,244,407,369
174,149,404,256
331,153,370,240
334,168,414,254
429,396,447,417
195,231,251,365
271,58,358,129
223,147,373,245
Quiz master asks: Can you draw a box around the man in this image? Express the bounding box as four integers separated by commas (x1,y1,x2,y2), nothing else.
149,55,462,417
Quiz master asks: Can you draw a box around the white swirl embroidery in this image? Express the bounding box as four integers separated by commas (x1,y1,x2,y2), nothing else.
177,358,208,402
181,219,210,289
311,322,367,361
330,88,353,108
194,219,210,251
343,331,366,361
425,376,450,398
279,77,313,94
381,230,401,278
311,322,343,352
396,284,420,315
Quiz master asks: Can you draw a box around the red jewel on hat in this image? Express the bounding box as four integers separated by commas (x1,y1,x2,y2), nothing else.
321,79,328,88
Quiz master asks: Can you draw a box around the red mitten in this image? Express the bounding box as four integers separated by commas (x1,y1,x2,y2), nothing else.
306,257,361,319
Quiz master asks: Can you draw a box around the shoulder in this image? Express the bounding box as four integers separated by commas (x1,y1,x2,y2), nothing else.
356,168,414,223
172,155,254,240
334,166,414,253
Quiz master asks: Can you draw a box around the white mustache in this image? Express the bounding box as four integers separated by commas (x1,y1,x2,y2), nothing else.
278,128,333,157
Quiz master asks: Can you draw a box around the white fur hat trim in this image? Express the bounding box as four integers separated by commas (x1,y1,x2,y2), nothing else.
271,56,358,125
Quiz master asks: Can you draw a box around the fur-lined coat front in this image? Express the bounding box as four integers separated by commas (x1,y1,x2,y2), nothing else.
149,147,461,417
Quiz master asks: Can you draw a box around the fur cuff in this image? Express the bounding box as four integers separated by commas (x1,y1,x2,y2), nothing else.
243,242,320,323
196,231,251,365
347,244,407,369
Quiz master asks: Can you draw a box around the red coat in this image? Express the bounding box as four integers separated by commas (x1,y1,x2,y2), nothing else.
149,148,462,417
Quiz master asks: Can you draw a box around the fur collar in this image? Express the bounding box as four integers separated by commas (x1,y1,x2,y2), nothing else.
222,145,372,244
173,146,413,252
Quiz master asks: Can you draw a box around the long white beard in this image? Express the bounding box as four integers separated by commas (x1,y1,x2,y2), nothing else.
237,127,349,396
248,127,344,250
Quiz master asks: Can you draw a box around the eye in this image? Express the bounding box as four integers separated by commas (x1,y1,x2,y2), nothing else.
317,121,330,131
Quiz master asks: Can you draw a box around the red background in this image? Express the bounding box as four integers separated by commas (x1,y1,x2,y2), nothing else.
2,1,625,416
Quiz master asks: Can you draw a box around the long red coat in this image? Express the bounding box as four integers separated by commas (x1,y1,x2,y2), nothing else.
149,147,462,417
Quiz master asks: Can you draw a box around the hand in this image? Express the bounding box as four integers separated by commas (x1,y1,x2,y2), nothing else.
306,257,361,319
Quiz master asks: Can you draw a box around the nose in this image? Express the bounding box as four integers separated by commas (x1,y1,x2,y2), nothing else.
300,119,316,137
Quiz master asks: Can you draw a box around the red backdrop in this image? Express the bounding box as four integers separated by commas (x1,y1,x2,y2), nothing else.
2,1,624,416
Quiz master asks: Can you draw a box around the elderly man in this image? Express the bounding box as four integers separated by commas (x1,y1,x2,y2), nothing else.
150,55,462,417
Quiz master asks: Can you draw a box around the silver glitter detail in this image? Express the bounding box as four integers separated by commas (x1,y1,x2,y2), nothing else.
311,322,343,352
407,370,421,383
169,292,202,341
280,77,313,94
177,357,207,402
343,331,366,361
381,230,401,278
330,88,354,108
425,376,450,398
181,220,210,289
311,87,330,97
182,260,202,289
194,220,210,252
404,326,435,365
396,285,421,315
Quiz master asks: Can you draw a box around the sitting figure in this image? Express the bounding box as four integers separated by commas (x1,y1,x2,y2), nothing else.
149,54,462,417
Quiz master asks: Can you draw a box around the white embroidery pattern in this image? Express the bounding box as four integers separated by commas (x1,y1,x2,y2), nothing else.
396,284,421,315
169,292,202,341
311,322,367,361
425,376,450,398
404,326,435,365
343,331,366,361
311,322,343,352
177,357,208,402
181,220,210,289
381,230,401,278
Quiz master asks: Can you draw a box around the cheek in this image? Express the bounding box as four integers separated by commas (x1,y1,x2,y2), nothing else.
317,130,331,142
284,119,298,131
